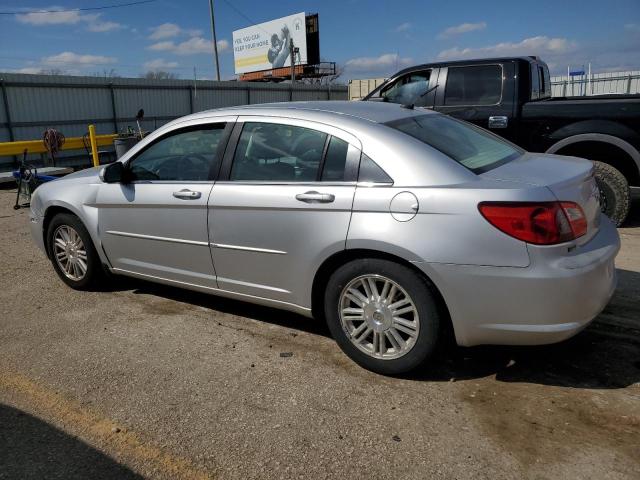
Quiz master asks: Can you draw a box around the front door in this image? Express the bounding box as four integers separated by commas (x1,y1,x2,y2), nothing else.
208,118,361,308
97,120,232,287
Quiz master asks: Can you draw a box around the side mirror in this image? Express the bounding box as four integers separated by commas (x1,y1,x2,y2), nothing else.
100,162,126,183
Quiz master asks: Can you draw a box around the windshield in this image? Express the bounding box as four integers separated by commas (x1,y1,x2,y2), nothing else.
380,72,431,106
385,114,523,173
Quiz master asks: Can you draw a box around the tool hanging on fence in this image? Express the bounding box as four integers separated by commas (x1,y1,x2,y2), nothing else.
42,128,65,166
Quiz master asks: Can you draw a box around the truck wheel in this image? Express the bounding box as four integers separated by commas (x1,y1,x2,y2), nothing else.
593,161,630,227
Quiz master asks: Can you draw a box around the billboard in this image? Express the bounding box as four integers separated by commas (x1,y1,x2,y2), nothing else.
232,12,308,75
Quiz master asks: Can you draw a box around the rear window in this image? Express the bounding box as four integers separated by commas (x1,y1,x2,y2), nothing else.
386,114,522,173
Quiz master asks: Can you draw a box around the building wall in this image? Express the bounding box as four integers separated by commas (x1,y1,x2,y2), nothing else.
348,78,386,100
0,72,348,170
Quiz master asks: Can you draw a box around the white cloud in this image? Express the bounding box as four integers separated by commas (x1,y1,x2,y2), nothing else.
148,23,203,40
394,22,411,33
439,21,487,38
345,53,413,72
86,20,122,32
15,6,122,33
437,36,577,60
16,8,88,25
148,37,229,55
43,51,117,66
149,23,181,39
148,41,174,51
143,58,179,70
216,39,230,52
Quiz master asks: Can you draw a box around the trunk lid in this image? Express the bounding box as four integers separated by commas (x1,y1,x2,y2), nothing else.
481,153,601,243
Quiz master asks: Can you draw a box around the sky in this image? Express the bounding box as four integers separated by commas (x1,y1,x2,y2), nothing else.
0,0,639,81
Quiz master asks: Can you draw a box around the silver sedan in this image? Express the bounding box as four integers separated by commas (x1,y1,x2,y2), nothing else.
29,101,620,374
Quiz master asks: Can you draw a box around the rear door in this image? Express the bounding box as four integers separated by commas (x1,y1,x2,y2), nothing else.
434,63,518,141
207,117,361,308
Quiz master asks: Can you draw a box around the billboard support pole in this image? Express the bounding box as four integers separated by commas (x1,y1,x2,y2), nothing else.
208,0,221,81
290,39,295,83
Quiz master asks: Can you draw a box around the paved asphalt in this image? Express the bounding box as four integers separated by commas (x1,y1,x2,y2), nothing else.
0,188,639,480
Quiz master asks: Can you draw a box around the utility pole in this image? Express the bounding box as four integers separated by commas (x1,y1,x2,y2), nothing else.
208,0,221,81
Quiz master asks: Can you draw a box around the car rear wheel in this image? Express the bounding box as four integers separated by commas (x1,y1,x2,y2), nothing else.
324,258,441,375
593,161,630,227
47,213,104,290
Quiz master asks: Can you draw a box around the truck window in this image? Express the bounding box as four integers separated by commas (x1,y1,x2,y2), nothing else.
385,114,522,174
444,65,502,106
380,71,432,106
539,65,551,99
531,66,541,100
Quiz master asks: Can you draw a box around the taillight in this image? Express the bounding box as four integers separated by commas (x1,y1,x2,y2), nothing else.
478,201,587,245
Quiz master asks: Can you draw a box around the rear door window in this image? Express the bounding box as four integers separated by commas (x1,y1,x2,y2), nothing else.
230,122,327,181
444,65,502,106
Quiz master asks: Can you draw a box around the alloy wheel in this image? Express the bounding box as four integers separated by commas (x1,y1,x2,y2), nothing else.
339,274,420,360
52,225,88,281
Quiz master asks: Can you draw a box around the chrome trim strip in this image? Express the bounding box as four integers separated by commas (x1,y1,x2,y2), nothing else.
106,230,209,246
110,267,312,316
210,243,287,255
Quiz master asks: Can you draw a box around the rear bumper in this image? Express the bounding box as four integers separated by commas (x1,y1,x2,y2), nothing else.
419,216,620,346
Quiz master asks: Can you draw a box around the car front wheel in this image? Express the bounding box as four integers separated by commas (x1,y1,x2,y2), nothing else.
46,213,104,290
324,258,442,375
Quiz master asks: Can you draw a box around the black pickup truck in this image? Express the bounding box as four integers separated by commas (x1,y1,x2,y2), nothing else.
363,56,640,225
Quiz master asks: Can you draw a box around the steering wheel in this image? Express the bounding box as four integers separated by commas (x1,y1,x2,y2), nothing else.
155,154,209,180
179,154,210,179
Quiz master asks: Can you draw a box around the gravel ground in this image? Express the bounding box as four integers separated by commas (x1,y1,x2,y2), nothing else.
0,187,639,480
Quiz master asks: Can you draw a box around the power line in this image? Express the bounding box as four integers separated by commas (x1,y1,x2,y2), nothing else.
218,0,259,28
0,0,156,15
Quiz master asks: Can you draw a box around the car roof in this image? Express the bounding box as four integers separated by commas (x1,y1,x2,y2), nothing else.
184,100,435,125
146,101,477,188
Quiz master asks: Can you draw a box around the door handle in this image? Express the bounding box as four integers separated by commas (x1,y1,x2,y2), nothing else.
488,116,508,129
295,191,335,203
173,189,201,200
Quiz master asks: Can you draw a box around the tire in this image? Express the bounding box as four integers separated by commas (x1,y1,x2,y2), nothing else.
324,258,441,375
593,161,630,227
46,213,104,290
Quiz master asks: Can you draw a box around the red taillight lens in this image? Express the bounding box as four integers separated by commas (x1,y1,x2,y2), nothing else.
478,201,587,245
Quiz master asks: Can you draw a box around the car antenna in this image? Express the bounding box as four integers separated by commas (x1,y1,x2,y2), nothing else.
400,103,414,109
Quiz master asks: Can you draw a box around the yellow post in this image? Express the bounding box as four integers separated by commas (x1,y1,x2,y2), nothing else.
88,124,99,167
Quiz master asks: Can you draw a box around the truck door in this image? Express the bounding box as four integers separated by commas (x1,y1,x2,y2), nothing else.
433,63,518,142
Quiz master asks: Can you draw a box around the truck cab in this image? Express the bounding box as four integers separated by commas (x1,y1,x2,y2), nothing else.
365,56,549,144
